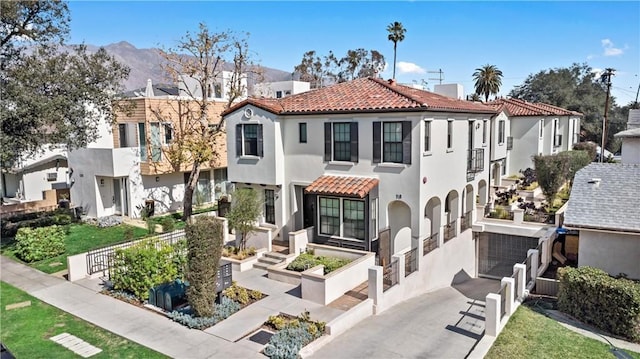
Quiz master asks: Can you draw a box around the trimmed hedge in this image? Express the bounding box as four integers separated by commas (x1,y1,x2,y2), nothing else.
15,225,66,262
2,209,75,238
558,266,640,342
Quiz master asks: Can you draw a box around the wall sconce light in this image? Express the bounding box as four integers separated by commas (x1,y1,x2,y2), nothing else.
100,179,104,185
155,176,160,182
396,194,402,199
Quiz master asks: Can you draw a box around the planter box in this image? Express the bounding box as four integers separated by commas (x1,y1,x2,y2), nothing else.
222,248,267,272
268,244,375,305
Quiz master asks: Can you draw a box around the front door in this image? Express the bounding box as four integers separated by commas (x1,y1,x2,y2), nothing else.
303,194,315,229
113,179,122,215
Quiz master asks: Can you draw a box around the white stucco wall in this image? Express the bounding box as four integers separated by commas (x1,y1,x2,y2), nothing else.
252,81,310,98
621,138,640,164
579,230,640,280
509,116,543,174
490,111,509,162
18,161,68,201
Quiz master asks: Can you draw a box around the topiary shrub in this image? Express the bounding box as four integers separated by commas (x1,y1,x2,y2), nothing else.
160,217,175,232
110,238,182,300
15,225,66,262
558,266,640,342
185,216,224,317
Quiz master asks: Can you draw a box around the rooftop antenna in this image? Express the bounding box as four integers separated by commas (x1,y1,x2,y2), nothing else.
428,69,444,85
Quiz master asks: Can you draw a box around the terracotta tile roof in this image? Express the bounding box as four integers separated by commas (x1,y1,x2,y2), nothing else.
223,78,497,117
487,98,583,117
305,175,379,199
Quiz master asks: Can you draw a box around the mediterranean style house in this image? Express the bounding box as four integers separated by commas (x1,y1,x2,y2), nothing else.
68,75,243,218
486,98,582,179
223,77,497,285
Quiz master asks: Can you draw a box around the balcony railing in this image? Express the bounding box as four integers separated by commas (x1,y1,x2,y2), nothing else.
443,219,457,243
554,134,563,147
460,210,473,232
423,232,439,256
383,259,399,291
404,248,417,277
467,148,484,173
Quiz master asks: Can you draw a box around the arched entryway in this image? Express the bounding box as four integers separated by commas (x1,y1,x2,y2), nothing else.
478,179,488,205
444,190,459,242
461,184,475,231
388,200,411,254
424,196,442,250
493,162,502,187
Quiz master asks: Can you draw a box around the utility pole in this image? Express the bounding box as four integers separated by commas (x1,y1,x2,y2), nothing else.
600,68,615,162
428,69,444,85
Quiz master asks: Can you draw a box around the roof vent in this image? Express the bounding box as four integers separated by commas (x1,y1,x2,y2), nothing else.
587,178,601,188
388,79,397,86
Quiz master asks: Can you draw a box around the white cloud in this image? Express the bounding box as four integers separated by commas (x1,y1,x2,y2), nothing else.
591,68,604,77
601,39,625,56
586,54,595,60
396,61,426,74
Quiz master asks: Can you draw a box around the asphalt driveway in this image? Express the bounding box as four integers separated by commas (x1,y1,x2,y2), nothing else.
309,278,499,359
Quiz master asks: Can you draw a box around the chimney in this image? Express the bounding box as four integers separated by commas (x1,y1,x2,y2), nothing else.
144,79,154,98
433,84,464,99
628,109,640,130
388,79,397,86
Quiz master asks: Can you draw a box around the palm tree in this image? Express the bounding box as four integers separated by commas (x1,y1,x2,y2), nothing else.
473,64,503,102
387,21,406,80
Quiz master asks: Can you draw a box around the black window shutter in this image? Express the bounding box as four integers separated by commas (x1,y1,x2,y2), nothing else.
236,124,243,156
324,122,332,161
350,122,359,163
257,124,264,157
373,122,381,163
402,121,411,164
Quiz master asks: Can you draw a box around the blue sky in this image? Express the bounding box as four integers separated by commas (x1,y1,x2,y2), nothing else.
68,1,639,104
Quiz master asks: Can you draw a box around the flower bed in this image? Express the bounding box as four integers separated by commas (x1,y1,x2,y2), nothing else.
263,311,326,359
286,251,351,275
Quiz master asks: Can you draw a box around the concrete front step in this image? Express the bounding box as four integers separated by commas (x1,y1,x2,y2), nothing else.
253,251,286,270
264,252,288,261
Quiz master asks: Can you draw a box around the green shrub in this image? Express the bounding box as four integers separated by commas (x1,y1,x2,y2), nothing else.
286,252,352,275
185,216,224,317
15,225,66,262
222,282,263,305
558,266,640,342
160,217,175,232
110,238,183,300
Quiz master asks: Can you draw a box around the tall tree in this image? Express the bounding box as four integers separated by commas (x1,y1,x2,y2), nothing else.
158,23,258,220
510,63,625,152
226,188,261,251
0,0,129,164
387,21,406,79
294,49,385,87
473,64,503,102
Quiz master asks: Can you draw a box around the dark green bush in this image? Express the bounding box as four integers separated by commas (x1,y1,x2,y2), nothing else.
222,282,263,305
15,225,66,262
160,217,175,232
185,216,224,317
573,141,597,161
558,266,640,342
110,238,184,300
286,252,352,275
1,208,76,237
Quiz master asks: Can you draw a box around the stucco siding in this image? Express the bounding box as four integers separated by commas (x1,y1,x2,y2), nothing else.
579,230,640,280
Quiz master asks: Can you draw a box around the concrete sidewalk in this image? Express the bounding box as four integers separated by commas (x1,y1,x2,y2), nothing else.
0,256,343,359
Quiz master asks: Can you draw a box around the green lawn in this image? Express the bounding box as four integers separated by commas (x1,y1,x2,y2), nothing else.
0,281,166,358
1,224,148,274
486,305,640,359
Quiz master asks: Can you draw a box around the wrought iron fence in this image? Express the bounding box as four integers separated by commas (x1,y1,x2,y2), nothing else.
536,242,543,269
524,254,532,285
443,219,457,243
423,232,439,256
460,210,473,232
404,248,417,277
86,229,186,276
383,259,399,291
498,283,507,319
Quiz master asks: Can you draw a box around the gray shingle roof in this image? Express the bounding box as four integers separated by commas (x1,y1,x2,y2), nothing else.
564,163,640,233
614,127,640,138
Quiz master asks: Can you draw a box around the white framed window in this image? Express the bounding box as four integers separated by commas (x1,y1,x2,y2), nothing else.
539,119,544,139
482,120,487,146
498,120,505,144
447,120,453,149
424,120,431,152
318,196,366,240
236,123,263,157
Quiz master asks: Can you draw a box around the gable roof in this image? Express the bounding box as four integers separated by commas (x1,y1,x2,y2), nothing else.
614,127,640,138
223,78,497,117
564,163,640,233
486,98,582,117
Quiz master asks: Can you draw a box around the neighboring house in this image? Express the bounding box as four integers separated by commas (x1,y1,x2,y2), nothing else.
224,77,497,288
564,163,640,279
252,80,311,99
614,108,640,164
68,79,236,218
486,98,582,177
1,146,70,203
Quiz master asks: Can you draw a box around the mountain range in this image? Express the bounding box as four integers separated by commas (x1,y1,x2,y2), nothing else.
82,41,294,91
